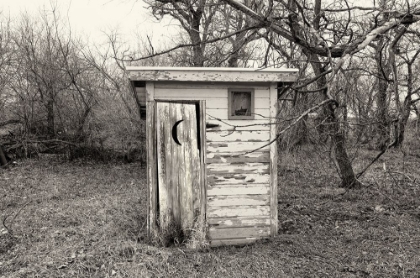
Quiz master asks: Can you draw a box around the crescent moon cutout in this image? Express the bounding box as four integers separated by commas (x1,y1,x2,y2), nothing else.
172,119,183,145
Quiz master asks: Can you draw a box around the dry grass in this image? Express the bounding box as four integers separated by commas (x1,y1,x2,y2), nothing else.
1,141,420,277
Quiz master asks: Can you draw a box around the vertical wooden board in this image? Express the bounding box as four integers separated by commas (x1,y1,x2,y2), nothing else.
156,102,171,230
180,103,198,230
146,82,155,102
199,100,206,221
146,101,156,237
269,82,278,236
168,103,179,225
156,101,202,234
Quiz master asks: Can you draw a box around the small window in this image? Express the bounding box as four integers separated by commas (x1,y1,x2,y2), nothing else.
228,89,254,120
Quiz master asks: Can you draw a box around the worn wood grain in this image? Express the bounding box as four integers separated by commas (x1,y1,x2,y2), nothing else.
156,102,200,232
206,130,269,142
207,98,270,110
207,184,270,196
156,102,170,230
208,172,270,185
206,152,270,164
207,205,270,218
206,163,269,175
205,119,271,131
207,216,271,227
128,67,299,83
146,101,157,237
269,82,278,236
145,82,155,102
208,226,270,240
155,98,270,110
206,108,270,120
210,238,261,247
154,88,270,98
199,100,206,221
207,195,270,207
154,81,271,90
207,142,270,154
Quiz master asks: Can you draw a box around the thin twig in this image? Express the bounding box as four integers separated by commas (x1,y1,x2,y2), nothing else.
2,200,32,235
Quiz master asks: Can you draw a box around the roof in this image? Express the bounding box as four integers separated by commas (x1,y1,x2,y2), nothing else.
126,67,299,83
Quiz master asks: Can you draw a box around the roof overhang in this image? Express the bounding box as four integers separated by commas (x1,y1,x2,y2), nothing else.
127,67,299,83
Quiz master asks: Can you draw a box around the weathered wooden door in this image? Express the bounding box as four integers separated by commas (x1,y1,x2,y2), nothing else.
156,102,201,234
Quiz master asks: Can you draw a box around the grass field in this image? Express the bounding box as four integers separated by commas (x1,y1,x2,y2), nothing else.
1,143,420,277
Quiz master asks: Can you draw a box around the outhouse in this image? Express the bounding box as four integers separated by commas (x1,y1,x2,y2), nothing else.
127,67,298,246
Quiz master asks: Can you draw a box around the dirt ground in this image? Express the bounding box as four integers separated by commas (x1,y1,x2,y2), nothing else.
1,143,420,277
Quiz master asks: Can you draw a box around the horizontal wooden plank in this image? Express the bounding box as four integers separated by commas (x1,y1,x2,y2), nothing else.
206,163,269,175
205,119,271,131
206,98,270,109
128,67,298,83
207,184,270,196
207,205,270,218
154,82,271,90
154,88,269,98
207,142,270,154
207,108,271,120
207,217,271,227
206,152,270,164
206,130,270,142
207,195,270,207
210,238,261,247
208,172,270,185
208,226,270,240
154,98,270,109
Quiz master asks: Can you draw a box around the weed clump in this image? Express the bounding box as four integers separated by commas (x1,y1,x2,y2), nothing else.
153,215,208,249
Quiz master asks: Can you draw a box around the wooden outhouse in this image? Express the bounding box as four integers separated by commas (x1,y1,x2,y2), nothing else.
127,67,298,246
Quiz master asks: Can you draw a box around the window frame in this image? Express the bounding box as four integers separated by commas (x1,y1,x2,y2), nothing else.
228,88,255,120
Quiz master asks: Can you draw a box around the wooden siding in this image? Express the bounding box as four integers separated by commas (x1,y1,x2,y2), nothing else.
207,216,271,227
269,83,279,236
207,184,270,196
206,152,270,164
153,82,276,246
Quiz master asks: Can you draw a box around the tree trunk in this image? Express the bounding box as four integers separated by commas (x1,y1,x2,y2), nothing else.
189,12,204,67
0,145,9,167
374,0,392,151
375,78,390,150
394,98,412,148
310,54,360,189
46,98,55,137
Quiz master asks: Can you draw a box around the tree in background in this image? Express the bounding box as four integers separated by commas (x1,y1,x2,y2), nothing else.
219,0,420,188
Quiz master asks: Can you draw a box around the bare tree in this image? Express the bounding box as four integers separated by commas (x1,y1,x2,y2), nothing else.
220,0,420,188
144,0,219,66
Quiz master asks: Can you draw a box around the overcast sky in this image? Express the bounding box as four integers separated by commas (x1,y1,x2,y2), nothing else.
0,0,175,46
0,0,377,50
